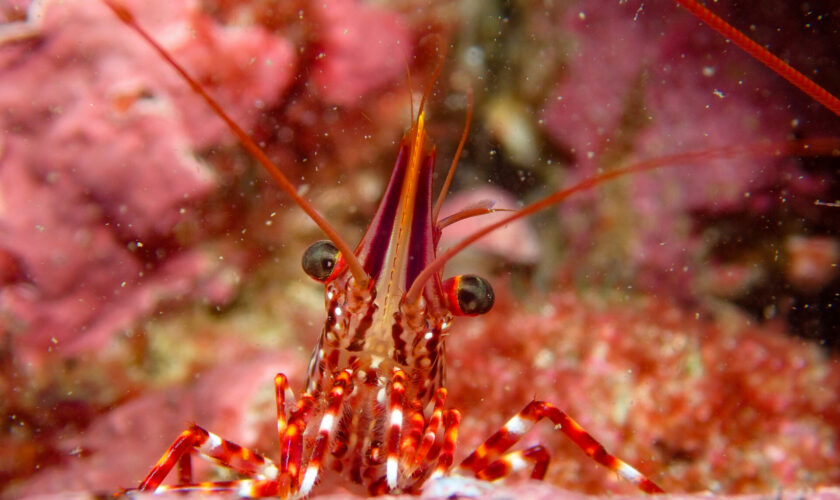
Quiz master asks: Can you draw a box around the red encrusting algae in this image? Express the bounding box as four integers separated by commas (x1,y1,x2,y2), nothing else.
446,288,840,494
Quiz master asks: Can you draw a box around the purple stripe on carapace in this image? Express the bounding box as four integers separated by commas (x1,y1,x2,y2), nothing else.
356,144,409,281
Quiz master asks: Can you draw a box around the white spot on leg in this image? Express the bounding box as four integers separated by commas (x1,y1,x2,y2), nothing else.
507,451,528,472
503,415,528,436
386,406,403,489
319,413,335,433
390,408,403,427
387,456,398,490
237,481,256,497
617,461,644,483
300,465,319,495
199,432,223,454
259,462,278,480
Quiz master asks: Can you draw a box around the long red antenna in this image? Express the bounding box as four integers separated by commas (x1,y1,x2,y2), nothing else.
101,0,370,286
406,139,840,303
675,0,840,117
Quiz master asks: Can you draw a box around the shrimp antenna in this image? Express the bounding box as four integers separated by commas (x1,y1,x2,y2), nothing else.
433,88,473,221
406,138,840,304
675,0,840,117
101,0,370,286
416,34,448,123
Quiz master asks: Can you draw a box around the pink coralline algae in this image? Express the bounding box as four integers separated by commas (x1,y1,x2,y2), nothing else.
310,0,411,106
540,0,837,300
0,0,415,364
0,0,295,363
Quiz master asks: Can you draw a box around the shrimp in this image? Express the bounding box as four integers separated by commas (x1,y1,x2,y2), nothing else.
101,0,671,494
96,0,840,496
1,0,838,497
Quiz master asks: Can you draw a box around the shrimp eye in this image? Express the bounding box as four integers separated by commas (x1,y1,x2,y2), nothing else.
443,274,495,316
302,240,341,282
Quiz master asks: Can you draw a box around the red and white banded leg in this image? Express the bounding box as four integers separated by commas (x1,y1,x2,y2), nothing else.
410,388,448,469
372,371,458,495
275,390,318,496
125,385,287,494
474,445,550,481
456,400,663,493
430,408,461,478
121,373,302,497
143,479,281,496
385,368,408,491
125,372,293,495
297,369,353,496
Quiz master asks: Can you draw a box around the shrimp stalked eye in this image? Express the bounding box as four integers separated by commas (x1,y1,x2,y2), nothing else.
443,275,495,316
302,240,341,282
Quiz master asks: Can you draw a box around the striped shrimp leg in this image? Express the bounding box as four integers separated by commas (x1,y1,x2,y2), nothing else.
430,408,462,478
121,372,296,496
126,423,280,496
372,374,462,495
456,401,663,493
275,374,289,446
297,369,353,496
385,368,409,491
409,388,448,470
275,389,319,496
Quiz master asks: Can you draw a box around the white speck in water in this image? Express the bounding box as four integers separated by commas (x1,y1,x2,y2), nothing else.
464,46,485,69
